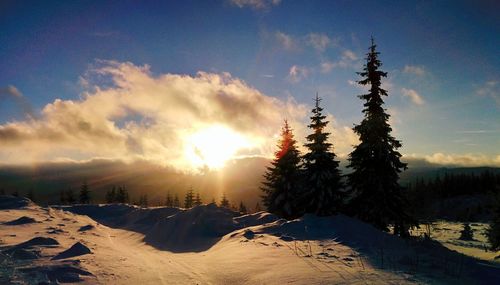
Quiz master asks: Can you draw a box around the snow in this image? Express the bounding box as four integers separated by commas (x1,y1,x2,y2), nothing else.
1,195,499,284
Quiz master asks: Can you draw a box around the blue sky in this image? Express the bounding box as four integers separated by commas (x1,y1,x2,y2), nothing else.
0,0,499,167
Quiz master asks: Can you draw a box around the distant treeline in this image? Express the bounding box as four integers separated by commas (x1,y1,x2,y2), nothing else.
406,170,500,221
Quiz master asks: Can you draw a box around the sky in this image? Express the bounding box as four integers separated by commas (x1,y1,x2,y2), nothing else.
0,0,499,170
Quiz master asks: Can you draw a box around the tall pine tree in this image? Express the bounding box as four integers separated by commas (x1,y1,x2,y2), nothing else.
301,94,344,216
184,188,195,208
79,181,91,204
261,120,302,219
347,38,416,236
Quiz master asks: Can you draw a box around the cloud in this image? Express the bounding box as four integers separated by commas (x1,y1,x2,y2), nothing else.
288,65,310,83
401,88,425,105
0,61,308,170
0,85,36,118
342,49,358,61
306,33,338,52
403,65,425,76
320,61,336,73
230,0,281,10
475,80,499,106
424,153,500,167
275,31,298,51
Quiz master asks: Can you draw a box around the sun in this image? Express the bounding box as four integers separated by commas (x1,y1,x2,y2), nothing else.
184,125,252,169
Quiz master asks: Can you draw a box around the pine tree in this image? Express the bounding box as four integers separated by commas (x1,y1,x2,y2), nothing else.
0,188,5,195
139,194,148,207
255,202,262,212
105,186,117,203
261,120,302,219
347,38,417,236
220,193,230,208
165,192,173,207
66,188,75,204
184,188,195,208
459,223,474,240
173,194,180,208
194,192,202,206
239,201,247,214
116,186,129,203
59,189,67,205
301,94,344,216
79,181,90,204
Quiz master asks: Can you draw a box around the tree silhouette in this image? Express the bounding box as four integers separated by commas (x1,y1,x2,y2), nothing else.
347,38,416,236
165,192,173,207
184,188,195,208
301,94,344,216
194,192,202,206
27,188,35,202
173,194,180,208
105,186,117,203
459,223,474,240
220,193,230,208
79,181,91,204
59,189,67,204
239,201,247,214
255,202,262,212
139,194,148,207
261,120,302,219
66,188,76,204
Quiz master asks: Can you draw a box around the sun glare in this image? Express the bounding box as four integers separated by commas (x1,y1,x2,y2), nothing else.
184,125,252,169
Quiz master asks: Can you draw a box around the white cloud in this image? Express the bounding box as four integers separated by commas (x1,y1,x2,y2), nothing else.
0,61,308,171
401,88,425,105
425,153,500,167
288,65,310,83
320,61,336,73
403,65,426,76
275,31,298,51
306,33,338,52
342,49,358,61
229,0,281,10
475,80,499,106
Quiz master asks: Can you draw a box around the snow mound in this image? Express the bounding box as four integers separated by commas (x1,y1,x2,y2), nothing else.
14,237,60,249
0,195,33,209
234,211,281,227
4,216,38,225
52,242,92,260
145,204,239,252
19,264,94,283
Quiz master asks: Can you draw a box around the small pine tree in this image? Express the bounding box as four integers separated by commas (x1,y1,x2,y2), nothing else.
347,38,417,236
105,186,117,203
0,188,5,195
66,188,76,204
116,186,129,203
139,194,148,208
301,94,344,216
12,190,19,197
184,188,195,208
255,202,262,212
59,189,67,205
194,192,202,206
165,192,173,207
261,120,302,219
488,197,500,250
173,194,180,208
239,201,247,214
79,181,91,204
220,193,230,208
459,223,474,241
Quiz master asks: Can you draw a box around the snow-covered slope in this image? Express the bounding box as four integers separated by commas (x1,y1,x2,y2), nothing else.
1,195,499,284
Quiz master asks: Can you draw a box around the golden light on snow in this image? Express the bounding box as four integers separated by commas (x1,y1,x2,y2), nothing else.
184,125,252,169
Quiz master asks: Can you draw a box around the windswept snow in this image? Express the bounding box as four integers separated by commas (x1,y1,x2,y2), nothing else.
1,195,499,284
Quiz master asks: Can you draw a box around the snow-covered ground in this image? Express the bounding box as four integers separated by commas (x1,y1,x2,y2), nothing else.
1,195,499,284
